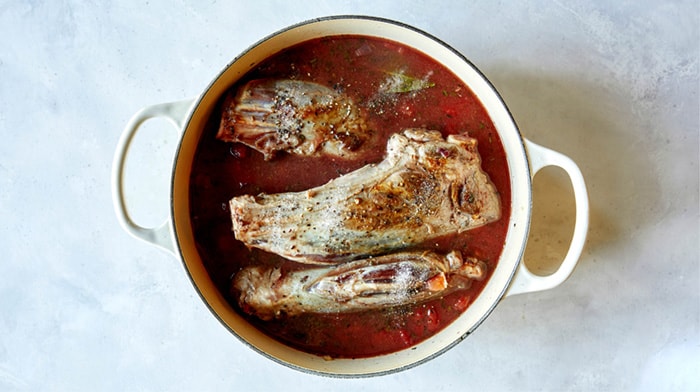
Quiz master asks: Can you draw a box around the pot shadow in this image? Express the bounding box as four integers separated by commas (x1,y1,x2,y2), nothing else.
481,66,657,275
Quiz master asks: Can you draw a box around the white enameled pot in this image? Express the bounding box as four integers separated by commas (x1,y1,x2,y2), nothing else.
112,16,588,377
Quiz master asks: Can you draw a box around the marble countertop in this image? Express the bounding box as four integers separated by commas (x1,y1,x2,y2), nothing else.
1,1,697,390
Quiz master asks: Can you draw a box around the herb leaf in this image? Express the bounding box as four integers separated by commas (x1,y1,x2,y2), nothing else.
379,71,435,93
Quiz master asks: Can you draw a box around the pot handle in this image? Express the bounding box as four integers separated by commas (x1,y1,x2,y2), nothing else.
505,139,589,297
111,99,193,255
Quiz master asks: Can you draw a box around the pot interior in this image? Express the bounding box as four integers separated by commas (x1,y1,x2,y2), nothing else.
170,16,531,376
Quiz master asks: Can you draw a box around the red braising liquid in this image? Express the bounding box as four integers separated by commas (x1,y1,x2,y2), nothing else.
189,36,511,358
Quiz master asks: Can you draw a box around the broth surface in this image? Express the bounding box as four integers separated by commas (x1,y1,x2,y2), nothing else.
189,35,511,358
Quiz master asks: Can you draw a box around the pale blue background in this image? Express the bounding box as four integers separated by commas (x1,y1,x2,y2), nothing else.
1,1,698,390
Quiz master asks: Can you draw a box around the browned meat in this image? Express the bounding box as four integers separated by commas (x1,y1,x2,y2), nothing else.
229,129,501,264
217,79,369,160
233,250,486,320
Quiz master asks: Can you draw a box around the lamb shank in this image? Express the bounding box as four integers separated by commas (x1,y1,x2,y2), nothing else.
229,129,501,264
217,79,369,160
234,250,486,320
